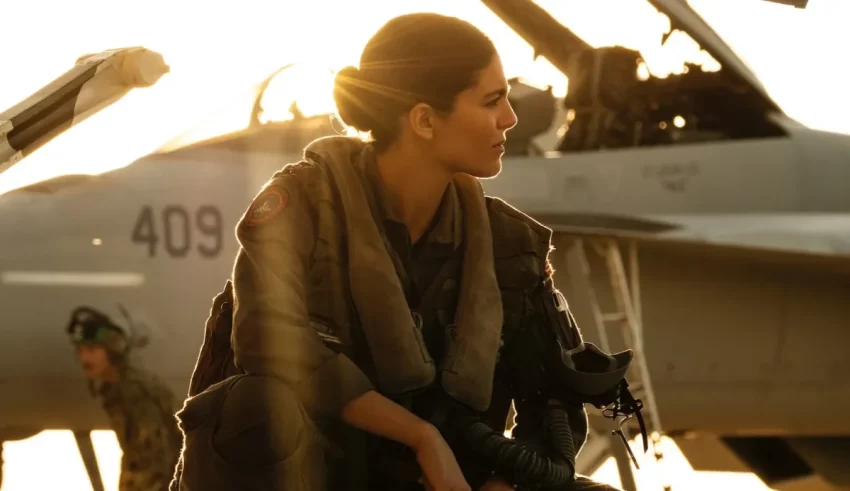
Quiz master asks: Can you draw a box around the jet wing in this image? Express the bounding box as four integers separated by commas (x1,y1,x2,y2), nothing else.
0,47,169,178
547,220,850,275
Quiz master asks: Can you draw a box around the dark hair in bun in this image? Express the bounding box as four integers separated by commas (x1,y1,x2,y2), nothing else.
333,66,375,133
332,13,496,152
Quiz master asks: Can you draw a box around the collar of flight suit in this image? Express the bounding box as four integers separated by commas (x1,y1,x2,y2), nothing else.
362,152,463,250
303,136,504,411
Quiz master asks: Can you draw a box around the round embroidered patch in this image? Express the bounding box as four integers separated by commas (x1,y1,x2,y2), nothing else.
245,187,288,226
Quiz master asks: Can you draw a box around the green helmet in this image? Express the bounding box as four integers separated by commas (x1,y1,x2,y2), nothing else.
67,306,130,356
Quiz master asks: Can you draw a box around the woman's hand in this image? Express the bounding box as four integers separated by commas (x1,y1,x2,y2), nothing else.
341,392,470,490
413,423,472,491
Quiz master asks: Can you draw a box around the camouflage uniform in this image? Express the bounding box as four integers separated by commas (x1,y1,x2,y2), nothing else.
68,307,182,491
98,367,183,491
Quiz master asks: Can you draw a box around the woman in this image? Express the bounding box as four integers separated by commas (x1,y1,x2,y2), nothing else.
175,12,634,491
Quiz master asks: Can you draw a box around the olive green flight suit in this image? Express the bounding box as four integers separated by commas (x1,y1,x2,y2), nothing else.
174,149,620,490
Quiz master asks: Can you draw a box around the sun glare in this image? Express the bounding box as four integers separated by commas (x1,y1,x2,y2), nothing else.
0,0,732,196
258,64,338,123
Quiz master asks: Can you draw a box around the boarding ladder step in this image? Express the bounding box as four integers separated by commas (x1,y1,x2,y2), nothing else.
564,237,668,490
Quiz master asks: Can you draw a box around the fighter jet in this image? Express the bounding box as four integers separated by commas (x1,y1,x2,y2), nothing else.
482,1,850,489
0,1,847,490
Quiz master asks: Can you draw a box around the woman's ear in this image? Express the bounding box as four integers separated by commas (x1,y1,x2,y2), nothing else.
408,102,437,141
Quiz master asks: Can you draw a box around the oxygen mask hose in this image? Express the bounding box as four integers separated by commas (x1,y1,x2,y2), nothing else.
452,383,647,488
455,402,576,488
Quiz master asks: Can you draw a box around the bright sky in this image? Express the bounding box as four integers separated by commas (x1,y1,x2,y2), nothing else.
0,0,843,488
2,0,849,194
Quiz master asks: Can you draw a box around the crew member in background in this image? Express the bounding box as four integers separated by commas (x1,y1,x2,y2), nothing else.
67,306,182,491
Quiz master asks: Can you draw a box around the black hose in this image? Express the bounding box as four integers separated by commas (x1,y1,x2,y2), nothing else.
456,402,576,488
544,402,577,474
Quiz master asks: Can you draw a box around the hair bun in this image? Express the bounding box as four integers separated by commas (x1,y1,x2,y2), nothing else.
333,65,376,133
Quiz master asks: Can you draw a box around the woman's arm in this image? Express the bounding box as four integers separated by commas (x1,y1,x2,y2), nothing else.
232,165,471,490
231,167,374,417
230,165,437,446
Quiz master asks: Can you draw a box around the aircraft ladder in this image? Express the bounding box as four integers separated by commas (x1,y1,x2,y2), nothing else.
565,238,668,491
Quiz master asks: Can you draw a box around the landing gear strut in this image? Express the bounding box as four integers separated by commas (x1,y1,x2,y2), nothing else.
74,431,105,491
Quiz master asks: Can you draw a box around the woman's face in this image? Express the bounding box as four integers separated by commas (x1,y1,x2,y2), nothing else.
430,54,518,179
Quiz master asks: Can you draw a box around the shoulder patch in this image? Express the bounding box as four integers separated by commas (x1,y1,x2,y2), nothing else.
245,186,289,226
